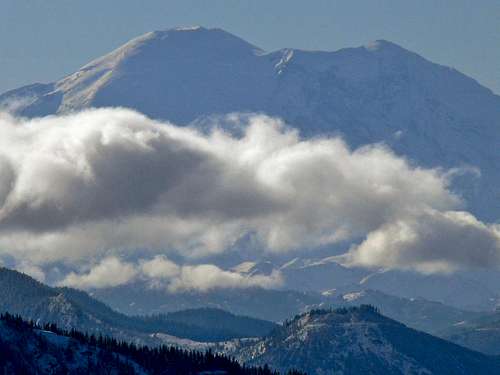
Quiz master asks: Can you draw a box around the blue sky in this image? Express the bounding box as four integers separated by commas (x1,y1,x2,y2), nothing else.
1,0,499,94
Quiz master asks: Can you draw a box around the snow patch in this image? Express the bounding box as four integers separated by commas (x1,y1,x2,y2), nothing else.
343,291,365,302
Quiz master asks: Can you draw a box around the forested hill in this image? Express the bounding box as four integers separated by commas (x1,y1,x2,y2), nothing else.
0,313,303,375
232,306,500,375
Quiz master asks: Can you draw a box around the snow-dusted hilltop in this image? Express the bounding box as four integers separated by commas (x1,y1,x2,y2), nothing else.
1,26,499,220
231,306,500,375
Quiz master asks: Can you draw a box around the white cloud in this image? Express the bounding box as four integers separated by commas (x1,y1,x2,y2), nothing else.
62,257,138,289
168,264,283,292
60,255,283,291
0,108,498,276
140,256,180,279
342,210,500,274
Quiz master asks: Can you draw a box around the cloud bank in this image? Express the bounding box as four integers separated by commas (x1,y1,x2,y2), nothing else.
61,256,283,291
0,108,498,285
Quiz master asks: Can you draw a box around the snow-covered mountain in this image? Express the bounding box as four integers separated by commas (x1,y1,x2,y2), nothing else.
1,26,499,329
230,306,500,375
1,26,499,221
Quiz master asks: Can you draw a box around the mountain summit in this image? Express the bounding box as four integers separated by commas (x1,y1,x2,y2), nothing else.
0,27,270,122
231,306,500,375
1,27,499,220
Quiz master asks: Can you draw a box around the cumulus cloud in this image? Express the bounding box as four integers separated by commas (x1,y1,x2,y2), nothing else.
168,264,283,292
62,257,138,289
342,210,500,274
140,256,180,279
59,255,283,291
0,108,498,277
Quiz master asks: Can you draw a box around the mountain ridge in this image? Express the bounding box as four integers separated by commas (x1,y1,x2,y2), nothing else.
0,266,277,346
